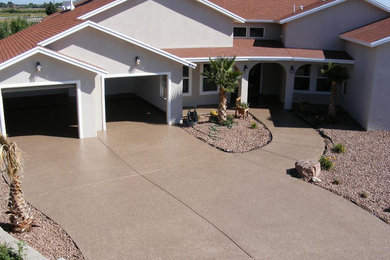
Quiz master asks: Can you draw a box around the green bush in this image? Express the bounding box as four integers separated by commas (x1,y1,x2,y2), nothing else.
332,143,345,153
238,102,249,109
250,122,258,129
0,241,25,260
360,192,369,199
319,156,334,171
221,114,235,129
332,177,341,185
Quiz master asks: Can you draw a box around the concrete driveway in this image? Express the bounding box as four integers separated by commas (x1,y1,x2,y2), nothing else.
12,104,390,259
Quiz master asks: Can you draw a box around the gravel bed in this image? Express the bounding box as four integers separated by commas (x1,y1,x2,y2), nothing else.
181,112,272,153
0,177,84,260
316,129,390,224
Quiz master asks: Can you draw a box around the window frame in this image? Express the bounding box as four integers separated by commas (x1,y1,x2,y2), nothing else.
249,27,265,39
200,64,219,95
293,64,312,92
315,65,331,93
233,27,247,38
182,66,192,96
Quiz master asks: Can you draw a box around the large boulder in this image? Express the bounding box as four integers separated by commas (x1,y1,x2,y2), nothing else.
295,160,321,182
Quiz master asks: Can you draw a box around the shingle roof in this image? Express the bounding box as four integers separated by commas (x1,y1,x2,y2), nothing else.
208,0,339,21
339,17,390,47
0,0,117,63
164,38,353,62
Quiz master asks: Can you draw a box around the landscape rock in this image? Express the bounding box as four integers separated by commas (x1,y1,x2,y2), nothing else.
295,160,321,181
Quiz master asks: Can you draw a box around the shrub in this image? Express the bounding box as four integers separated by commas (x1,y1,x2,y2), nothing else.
209,109,218,123
238,102,249,109
45,1,57,15
0,241,25,260
332,177,341,185
250,122,258,129
221,114,235,129
226,114,234,124
319,156,334,171
332,143,345,154
360,192,369,199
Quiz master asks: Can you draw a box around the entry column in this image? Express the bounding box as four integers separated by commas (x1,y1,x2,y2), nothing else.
240,70,249,103
284,64,295,110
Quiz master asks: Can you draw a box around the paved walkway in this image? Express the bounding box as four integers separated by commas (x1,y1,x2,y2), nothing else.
11,105,390,259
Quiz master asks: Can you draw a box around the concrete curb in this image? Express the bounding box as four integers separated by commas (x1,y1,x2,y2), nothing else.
0,226,47,260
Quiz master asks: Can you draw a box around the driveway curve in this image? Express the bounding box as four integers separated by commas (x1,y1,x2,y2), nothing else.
13,106,390,259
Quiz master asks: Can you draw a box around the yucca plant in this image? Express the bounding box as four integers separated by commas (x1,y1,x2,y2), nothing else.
0,134,33,233
202,56,242,123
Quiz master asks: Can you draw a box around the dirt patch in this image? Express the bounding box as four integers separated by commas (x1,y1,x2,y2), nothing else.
316,129,390,224
0,177,84,260
181,111,272,153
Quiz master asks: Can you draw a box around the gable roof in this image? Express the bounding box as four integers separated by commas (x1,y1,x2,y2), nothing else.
208,0,390,23
339,17,390,47
38,21,196,68
0,46,108,74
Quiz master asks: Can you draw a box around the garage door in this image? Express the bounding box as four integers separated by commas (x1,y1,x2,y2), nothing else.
0,84,82,138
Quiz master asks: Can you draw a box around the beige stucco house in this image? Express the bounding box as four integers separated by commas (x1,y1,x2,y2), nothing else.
0,0,389,138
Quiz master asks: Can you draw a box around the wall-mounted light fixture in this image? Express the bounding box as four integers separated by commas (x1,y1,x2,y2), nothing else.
36,62,42,72
135,56,141,66
244,65,249,72
289,65,295,74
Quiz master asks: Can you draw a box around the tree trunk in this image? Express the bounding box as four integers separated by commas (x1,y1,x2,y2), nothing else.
218,86,227,123
7,171,33,233
327,81,337,120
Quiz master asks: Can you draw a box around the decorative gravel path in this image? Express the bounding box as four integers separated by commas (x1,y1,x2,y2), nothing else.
181,111,272,153
0,177,84,260
317,129,390,224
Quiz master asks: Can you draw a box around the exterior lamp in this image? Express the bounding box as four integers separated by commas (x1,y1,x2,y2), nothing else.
135,56,141,66
36,62,42,72
244,65,249,72
289,65,295,74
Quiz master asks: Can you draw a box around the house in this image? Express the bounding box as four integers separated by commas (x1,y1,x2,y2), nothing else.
0,0,389,138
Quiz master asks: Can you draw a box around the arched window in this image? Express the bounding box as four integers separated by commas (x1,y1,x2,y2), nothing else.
294,64,311,91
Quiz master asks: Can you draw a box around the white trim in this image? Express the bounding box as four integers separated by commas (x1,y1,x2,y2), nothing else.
187,56,354,64
279,0,347,24
78,0,128,19
0,46,108,75
196,0,245,23
78,0,245,23
101,72,173,127
367,0,390,13
200,64,219,95
38,21,196,69
245,19,276,23
101,76,106,131
340,34,390,48
0,80,84,138
182,66,192,96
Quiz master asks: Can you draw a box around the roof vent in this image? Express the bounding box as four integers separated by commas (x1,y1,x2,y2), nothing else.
62,0,75,11
293,4,296,13
300,5,304,10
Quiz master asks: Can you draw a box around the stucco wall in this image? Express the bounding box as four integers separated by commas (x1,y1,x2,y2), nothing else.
90,0,234,48
48,27,184,123
0,53,100,138
366,43,390,130
342,42,377,129
282,0,389,50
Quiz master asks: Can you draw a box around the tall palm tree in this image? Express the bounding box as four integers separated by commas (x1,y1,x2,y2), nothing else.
321,62,350,120
0,134,33,233
202,56,242,122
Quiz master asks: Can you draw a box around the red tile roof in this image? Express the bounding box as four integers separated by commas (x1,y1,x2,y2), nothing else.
208,0,339,21
0,0,117,63
164,38,353,62
340,17,390,46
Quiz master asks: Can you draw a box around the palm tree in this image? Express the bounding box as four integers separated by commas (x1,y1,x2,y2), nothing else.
0,134,33,233
321,62,350,120
202,56,242,122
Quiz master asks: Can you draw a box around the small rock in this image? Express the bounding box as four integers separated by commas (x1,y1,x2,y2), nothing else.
311,177,322,183
295,160,321,181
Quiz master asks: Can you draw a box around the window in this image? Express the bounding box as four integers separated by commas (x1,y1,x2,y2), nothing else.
233,27,246,37
182,66,191,96
201,64,218,94
249,27,264,38
160,75,167,99
316,65,331,92
294,64,311,91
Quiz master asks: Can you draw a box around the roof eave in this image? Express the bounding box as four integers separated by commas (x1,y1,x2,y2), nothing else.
340,34,390,48
185,56,354,64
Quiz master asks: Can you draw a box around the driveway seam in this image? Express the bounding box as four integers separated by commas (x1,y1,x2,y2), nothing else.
97,136,255,259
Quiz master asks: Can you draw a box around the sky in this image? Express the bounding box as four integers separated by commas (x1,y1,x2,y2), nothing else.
7,0,390,7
